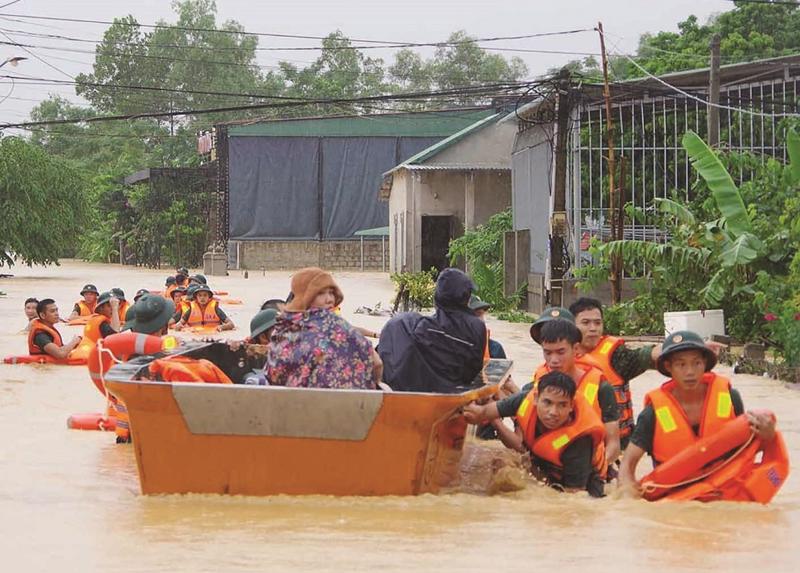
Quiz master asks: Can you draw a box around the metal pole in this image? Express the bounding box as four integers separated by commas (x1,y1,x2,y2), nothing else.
708,33,721,147
381,235,385,271
598,22,621,304
360,236,364,271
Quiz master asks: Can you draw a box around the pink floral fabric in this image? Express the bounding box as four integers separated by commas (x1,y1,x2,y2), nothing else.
266,308,375,389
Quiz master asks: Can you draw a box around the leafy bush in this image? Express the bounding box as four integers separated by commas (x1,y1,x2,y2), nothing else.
390,269,436,310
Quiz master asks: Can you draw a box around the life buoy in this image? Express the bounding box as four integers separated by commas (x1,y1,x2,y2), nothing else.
86,331,173,396
641,414,790,504
219,298,243,305
67,412,117,431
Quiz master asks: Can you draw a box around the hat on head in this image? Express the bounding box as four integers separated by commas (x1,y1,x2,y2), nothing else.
656,330,717,377
192,284,214,297
186,283,200,301
127,294,174,335
133,288,149,302
123,305,136,328
110,287,126,301
165,276,176,287
95,291,113,308
190,274,207,285
171,286,188,298
284,267,343,312
80,284,99,295
177,267,189,276
468,294,491,312
249,309,279,340
530,306,575,343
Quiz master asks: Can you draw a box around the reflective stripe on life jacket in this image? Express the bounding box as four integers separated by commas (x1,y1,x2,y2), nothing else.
533,363,603,417
27,319,64,355
582,335,634,438
515,387,607,482
186,299,221,327
148,356,233,384
76,300,96,316
645,372,736,465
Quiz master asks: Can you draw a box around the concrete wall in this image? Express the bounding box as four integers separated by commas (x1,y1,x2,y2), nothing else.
526,272,639,314
237,239,389,271
390,169,511,272
426,121,516,168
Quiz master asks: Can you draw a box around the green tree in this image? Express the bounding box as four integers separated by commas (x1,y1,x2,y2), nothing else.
0,137,89,266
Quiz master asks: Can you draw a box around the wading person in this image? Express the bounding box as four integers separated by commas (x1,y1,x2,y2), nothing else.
85,291,121,341
110,288,129,327
69,284,99,319
618,330,777,498
378,268,487,393
174,284,235,332
23,297,38,332
240,308,279,385
466,371,607,496
267,267,382,389
28,299,82,359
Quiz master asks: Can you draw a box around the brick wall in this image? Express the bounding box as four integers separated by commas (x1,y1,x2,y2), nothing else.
238,240,389,271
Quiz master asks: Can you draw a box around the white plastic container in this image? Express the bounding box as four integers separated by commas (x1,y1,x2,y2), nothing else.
663,309,725,340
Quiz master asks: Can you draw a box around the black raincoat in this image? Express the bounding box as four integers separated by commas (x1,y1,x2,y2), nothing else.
378,268,487,393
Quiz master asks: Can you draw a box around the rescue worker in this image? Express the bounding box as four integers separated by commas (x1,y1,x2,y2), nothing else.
174,284,235,331
111,288,129,327
466,318,621,468
618,330,777,497
113,293,177,443
28,299,82,359
469,294,506,359
133,288,149,302
568,297,723,448
163,276,178,300
23,297,38,332
86,291,121,340
69,284,99,319
167,286,189,328
175,268,190,288
189,274,207,286
466,370,607,496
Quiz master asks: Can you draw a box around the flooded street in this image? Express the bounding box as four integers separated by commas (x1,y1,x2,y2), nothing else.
1,261,798,572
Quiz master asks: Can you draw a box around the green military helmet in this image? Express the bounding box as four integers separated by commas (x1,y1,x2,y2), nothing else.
80,283,99,295
193,284,214,297
185,283,201,301
133,288,149,302
656,330,717,377
468,294,491,312
190,274,208,285
529,306,575,343
95,291,114,309
127,293,174,335
110,287,126,301
249,308,279,340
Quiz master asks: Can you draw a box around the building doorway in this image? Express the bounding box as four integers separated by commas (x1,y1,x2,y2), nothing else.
421,215,457,273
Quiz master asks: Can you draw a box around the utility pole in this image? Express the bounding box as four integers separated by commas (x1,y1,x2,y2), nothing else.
598,22,621,304
708,33,721,147
550,67,571,307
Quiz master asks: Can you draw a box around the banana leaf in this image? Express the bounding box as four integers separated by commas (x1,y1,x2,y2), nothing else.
656,197,695,226
718,232,763,268
682,131,751,237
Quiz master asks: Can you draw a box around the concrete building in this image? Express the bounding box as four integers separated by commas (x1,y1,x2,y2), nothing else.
382,113,515,273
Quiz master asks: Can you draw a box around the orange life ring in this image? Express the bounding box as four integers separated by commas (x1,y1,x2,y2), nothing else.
641,414,790,504
219,298,243,305
68,317,91,326
188,325,222,335
67,412,117,431
87,332,174,396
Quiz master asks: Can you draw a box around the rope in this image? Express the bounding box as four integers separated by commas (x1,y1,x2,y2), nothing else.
641,431,758,493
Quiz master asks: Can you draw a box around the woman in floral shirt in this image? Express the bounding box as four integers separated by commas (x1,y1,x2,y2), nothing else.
267,267,382,389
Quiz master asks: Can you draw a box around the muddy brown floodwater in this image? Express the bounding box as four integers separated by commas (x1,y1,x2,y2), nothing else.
1,261,798,572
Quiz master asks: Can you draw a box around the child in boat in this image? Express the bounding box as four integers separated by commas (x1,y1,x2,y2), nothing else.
69,284,100,320
240,308,279,385
23,297,38,332
28,299,82,359
266,267,382,389
617,330,776,498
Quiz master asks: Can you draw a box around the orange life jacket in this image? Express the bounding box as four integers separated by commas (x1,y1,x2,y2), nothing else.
515,387,607,482
483,327,491,363
117,301,130,325
148,356,233,384
75,300,96,316
645,372,736,465
27,319,64,354
186,299,221,327
533,362,603,417
164,284,177,301
582,336,634,438
84,314,111,342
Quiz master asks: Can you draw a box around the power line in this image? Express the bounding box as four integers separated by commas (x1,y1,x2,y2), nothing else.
0,80,541,129
0,15,590,50
723,0,798,5
0,29,74,79
0,0,22,10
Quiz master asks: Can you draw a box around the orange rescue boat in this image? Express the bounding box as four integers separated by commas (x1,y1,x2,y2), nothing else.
104,343,510,496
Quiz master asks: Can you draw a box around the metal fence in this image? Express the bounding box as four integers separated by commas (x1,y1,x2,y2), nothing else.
568,73,800,270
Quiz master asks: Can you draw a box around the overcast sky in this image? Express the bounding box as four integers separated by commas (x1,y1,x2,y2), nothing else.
0,0,734,124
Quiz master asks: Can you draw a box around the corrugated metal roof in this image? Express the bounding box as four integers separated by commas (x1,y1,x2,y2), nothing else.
223,108,495,137
404,164,509,171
